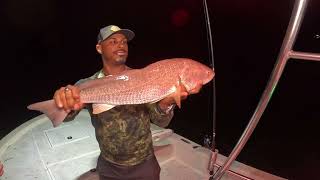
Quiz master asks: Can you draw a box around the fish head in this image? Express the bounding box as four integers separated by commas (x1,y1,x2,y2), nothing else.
179,60,214,93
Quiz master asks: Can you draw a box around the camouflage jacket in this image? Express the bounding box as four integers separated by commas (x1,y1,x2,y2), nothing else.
66,69,174,166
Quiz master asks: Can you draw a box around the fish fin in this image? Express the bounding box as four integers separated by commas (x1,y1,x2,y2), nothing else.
27,100,67,127
92,104,115,114
173,78,182,108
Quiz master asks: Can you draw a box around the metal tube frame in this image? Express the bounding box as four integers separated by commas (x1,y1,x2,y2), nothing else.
212,0,320,179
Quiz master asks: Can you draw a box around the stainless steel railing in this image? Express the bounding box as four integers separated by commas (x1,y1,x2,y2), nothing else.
212,0,320,179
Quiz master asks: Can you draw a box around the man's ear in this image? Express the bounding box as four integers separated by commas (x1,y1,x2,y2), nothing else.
96,44,102,54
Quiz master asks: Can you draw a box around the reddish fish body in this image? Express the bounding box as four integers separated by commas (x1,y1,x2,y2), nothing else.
28,58,214,127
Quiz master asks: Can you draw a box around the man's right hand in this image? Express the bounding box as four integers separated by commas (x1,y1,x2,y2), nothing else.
53,85,84,113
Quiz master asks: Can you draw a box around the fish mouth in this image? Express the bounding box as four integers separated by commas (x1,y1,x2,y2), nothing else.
204,74,214,84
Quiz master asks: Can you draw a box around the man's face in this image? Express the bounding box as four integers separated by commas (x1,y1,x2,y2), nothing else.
97,33,129,65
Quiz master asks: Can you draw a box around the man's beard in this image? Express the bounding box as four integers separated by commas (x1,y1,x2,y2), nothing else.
114,56,127,65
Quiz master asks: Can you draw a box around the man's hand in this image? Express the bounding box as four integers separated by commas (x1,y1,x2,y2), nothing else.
158,83,203,111
53,85,84,113
0,161,4,176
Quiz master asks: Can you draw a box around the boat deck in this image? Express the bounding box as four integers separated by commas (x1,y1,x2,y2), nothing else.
0,110,286,180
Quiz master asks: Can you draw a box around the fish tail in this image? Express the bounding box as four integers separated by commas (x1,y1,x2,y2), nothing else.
27,99,67,127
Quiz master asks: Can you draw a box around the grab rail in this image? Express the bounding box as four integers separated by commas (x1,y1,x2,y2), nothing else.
212,0,320,179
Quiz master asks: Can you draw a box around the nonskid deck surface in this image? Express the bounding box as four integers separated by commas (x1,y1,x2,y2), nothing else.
0,110,286,180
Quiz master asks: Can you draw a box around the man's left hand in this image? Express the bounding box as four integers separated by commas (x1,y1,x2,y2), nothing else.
158,83,203,111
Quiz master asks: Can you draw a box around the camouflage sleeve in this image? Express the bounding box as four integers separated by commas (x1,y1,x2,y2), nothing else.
148,103,175,128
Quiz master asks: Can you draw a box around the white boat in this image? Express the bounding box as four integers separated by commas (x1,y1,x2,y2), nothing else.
0,109,285,180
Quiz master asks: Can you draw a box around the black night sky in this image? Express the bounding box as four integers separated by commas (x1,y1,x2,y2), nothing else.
0,0,320,179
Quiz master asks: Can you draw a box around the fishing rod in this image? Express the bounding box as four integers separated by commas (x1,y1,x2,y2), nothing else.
202,0,219,178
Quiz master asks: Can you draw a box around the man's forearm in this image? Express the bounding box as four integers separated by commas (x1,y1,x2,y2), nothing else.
148,102,175,128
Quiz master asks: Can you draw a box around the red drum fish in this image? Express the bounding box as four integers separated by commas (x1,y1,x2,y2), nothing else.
28,58,215,127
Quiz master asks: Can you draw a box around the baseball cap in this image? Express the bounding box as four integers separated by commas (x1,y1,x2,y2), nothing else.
97,25,135,43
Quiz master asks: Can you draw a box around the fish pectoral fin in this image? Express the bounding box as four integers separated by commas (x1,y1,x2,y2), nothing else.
92,104,115,114
173,80,182,108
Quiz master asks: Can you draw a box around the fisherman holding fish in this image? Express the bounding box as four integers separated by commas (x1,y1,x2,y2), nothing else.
31,25,212,180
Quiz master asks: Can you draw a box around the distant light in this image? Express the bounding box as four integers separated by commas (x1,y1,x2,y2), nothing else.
314,34,320,39
171,9,190,28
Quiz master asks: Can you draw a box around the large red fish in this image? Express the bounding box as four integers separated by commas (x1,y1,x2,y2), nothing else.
28,58,215,127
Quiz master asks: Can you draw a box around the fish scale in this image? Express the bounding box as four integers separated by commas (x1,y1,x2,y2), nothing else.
79,61,180,105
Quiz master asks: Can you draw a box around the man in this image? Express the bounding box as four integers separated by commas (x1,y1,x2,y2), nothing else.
53,25,202,180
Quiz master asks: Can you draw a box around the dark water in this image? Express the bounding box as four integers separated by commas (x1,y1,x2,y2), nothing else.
1,0,319,179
